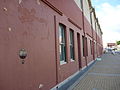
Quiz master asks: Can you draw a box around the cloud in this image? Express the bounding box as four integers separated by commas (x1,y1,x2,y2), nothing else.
103,31,120,47
95,3,120,47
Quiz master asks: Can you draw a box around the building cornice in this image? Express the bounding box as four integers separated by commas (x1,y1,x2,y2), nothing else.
41,0,63,16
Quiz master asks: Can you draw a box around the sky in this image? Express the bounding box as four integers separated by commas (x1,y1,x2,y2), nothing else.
91,0,120,47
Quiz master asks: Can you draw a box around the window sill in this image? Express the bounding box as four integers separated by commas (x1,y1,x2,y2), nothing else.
71,59,75,62
60,61,67,65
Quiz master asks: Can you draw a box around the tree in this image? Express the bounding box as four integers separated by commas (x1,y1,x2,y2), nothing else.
116,41,120,45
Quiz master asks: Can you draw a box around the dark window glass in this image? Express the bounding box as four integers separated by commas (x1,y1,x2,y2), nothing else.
82,36,85,57
90,40,92,54
85,37,88,56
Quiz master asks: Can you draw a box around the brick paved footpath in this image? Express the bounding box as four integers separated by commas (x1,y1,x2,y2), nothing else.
68,54,120,90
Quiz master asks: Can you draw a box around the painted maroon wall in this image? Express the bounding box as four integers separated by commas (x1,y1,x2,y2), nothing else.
0,0,58,90
84,17,92,37
48,0,83,30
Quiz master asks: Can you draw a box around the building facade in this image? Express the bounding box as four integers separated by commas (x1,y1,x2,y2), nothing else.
107,43,117,48
0,0,103,90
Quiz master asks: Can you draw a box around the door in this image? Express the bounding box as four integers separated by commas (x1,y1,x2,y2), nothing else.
77,33,82,69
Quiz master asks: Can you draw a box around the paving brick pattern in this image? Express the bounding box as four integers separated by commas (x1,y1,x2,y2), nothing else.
71,54,120,90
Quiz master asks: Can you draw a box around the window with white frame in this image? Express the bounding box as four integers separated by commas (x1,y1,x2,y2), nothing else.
59,24,66,65
69,29,75,61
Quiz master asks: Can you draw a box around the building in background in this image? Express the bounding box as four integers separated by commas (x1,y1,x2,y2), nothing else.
0,0,103,90
107,43,117,48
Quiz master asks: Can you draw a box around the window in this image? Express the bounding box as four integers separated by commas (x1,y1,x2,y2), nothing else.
59,24,66,65
90,40,92,54
82,36,85,57
77,33,81,68
94,42,96,53
82,36,88,56
85,37,88,56
69,29,75,61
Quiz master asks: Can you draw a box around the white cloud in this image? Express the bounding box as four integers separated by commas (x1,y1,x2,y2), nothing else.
103,31,120,47
95,3,120,47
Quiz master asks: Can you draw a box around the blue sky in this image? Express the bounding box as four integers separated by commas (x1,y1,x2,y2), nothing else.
92,0,120,7
91,0,120,47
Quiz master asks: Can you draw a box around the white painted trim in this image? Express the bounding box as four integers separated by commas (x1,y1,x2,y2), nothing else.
81,66,87,70
60,61,67,65
51,60,96,90
88,60,94,66
74,0,82,11
51,71,80,90
68,60,96,90
71,59,75,62
82,60,95,70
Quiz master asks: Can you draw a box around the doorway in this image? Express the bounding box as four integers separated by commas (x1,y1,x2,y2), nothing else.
77,33,82,69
